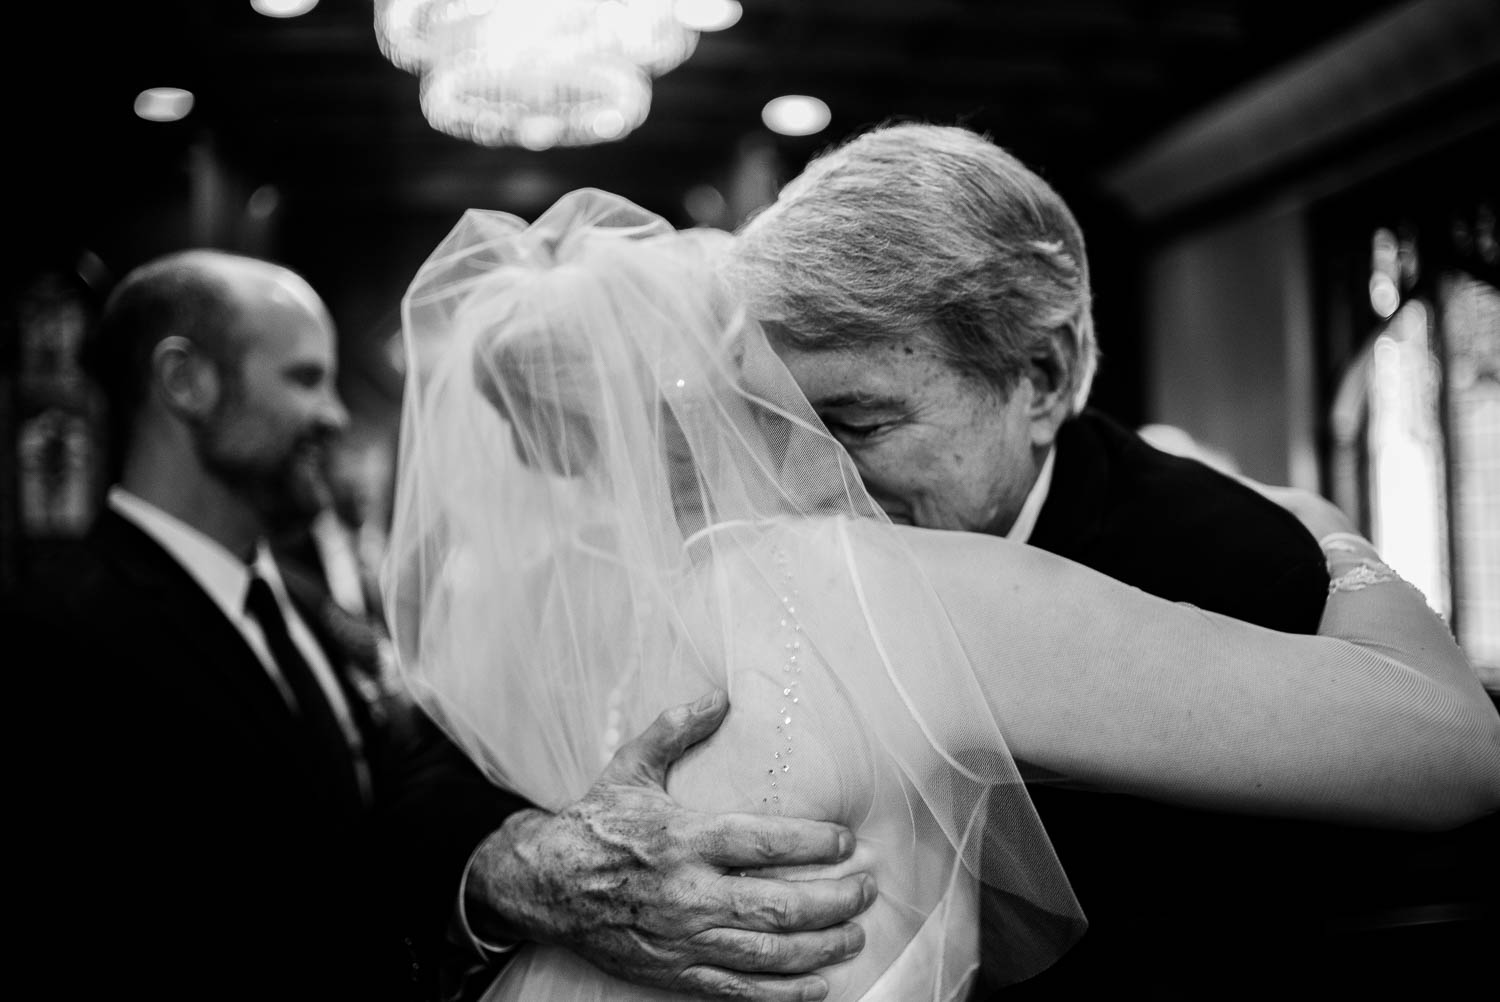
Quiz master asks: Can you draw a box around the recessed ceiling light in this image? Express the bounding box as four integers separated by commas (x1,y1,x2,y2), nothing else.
134,87,194,123
251,0,319,17
761,95,830,137
674,0,742,32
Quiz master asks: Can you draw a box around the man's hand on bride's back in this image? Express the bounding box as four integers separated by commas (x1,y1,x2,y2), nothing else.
463,689,876,1000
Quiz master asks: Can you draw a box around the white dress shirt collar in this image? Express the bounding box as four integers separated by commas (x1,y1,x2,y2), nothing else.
109,486,255,626
1005,447,1056,545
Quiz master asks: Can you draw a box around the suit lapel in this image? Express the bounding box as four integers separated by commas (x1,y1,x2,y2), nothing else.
90,508,303,740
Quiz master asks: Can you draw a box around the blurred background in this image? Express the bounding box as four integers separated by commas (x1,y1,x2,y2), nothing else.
4,0,1497,675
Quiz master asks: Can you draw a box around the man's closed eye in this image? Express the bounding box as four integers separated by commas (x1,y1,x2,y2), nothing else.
824,419,889,443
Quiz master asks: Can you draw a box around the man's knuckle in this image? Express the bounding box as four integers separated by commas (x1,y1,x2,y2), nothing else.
749,829,783,863
750,931,787,968
755,892,800,930
658,704,685,731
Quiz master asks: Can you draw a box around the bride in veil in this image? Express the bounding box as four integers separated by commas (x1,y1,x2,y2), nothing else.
384,189,1499,1001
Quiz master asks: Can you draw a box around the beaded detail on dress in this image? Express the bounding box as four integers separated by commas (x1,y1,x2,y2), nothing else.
767,542,803,813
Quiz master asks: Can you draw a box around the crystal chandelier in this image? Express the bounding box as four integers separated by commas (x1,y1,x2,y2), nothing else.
374,0,698,149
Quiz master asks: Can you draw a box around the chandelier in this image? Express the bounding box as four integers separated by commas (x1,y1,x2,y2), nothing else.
374,0,699,149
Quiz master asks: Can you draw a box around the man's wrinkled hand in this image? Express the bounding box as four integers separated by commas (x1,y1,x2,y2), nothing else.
465,690,876,1001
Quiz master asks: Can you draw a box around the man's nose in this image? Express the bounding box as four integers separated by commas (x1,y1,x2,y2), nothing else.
320,393,350,434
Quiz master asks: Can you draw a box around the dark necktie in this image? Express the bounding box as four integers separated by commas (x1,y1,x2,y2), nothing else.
244,574,363,808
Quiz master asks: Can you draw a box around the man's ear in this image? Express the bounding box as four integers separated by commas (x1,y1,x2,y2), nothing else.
1023,326,1078,449
153,336,220,419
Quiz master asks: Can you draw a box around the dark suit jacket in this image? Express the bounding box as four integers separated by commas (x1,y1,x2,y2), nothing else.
1029,409,1329,632
19,508,523,1001
980,411,1496,997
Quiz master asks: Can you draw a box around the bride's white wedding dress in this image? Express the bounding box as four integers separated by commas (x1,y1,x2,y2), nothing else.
384,191,1500,1001
470,515,1067,1001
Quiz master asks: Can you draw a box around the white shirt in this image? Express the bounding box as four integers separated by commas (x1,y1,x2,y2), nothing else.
310,508,369,616
108,486,371,799
1005,447,1056,545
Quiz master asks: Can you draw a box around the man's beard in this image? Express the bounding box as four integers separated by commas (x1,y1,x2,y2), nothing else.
197,426,330,536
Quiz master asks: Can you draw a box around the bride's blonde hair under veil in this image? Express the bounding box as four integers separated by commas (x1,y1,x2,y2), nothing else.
384,189,1084,997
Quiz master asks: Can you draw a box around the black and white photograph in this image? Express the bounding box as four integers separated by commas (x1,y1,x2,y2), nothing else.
6,2,1498,999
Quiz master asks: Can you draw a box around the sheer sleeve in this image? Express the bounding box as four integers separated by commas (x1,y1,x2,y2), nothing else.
856,519,1500,830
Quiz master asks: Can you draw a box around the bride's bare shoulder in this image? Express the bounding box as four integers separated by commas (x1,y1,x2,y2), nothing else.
688,516,1042,587
686,516,851,569
679,519,859,629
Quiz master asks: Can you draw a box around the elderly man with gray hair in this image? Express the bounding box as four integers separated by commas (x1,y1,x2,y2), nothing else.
727,123,1326,627
725,123,1427,996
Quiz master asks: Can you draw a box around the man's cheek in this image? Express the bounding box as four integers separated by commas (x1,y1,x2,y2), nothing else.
848,449,896,491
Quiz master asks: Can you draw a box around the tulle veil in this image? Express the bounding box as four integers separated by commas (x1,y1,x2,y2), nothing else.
383,189,1083,997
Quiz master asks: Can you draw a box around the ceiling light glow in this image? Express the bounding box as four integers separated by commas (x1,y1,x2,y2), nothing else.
674,0,741,32
134,87,195,123
252,0,319,16
517,115,564,151
761,94,829,137
591,108,627,140
383,1,672,148
251,0,320,17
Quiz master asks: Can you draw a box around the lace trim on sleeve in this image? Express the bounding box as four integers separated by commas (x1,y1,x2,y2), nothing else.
1318,532,1405,594
1327,561,1403,594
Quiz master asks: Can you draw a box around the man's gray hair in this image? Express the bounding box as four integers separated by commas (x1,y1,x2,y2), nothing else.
727,123,1098,411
